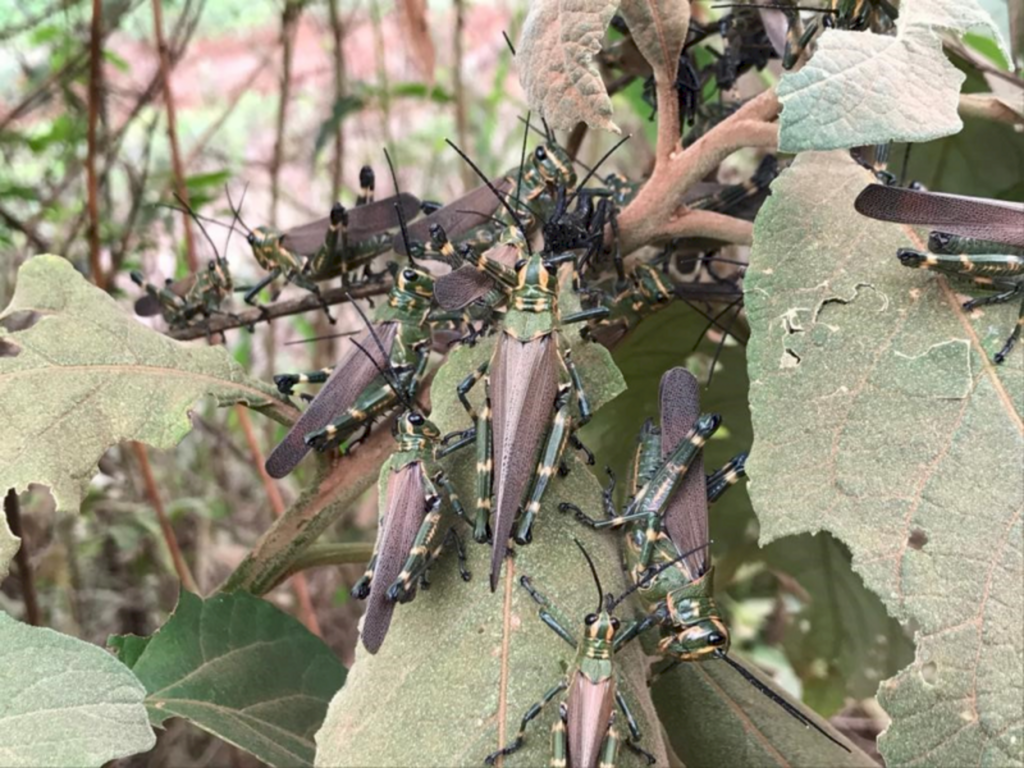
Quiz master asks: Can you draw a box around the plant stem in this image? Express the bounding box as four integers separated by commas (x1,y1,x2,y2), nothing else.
4,489,41,626
86,0,105,289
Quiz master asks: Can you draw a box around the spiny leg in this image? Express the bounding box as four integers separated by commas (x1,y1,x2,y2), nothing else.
444,526,471,582
514,384,572,545
484,680,568,765
615,690,656,764
304,381,397,451
456,360,489,421
273,366,336,396
472,375,494,544
352,499,388,599
706,452,748,504
994,293,1024,364
520,575,578,647
386,488,443,602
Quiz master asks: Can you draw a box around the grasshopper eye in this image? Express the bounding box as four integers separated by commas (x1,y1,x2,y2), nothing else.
402,269,418,281
707,632,726,646
246,233,256,246
610,617,621,630
514,259,527,271
408,413,424,425
535,147,548,161
584,613,598,626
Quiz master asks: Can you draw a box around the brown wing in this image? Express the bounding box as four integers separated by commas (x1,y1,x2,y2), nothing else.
855,185,1024,249
134,275,196,317
659,367,709,577
361,462,427,654
489,333,559,591
264,322,397,478
281,194,422,255
434,242,518,310
566,671,615,768
394,177,513,255
434,266,497,310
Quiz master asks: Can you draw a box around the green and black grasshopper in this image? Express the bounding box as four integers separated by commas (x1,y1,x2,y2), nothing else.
564,368,851,752
264,166,476,479
485,539,696,767
243,166,425,321
131,256,236,331
855,184,1024,363
346,331,475,654
436,235,609,591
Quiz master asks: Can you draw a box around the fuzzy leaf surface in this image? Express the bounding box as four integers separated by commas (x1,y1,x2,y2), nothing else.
618,0,689,87
745,151,1024,767
110,589,346,768
0,612,155,767
519,0,620,132
313,324,661,766
778,0,1011,151
0,256,293,525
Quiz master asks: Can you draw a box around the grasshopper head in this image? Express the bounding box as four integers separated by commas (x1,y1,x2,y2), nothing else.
532,143,576,189
513,252,556,296
634,265,672,305
657,615,730,661
397,410,440,440
394,264,436,300
583,608,622,644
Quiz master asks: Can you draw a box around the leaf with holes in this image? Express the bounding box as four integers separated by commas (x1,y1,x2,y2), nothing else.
519,0,621,132
0,255,295,535
110,589,347,768
0,612,155,767
745,151,1023,767
777,0,1012,151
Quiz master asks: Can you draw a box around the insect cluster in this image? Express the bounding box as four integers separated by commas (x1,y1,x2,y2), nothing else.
123,7,1023,765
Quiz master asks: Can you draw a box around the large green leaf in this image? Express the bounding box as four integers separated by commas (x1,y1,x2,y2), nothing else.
110,589,347,768
314,325,661,766
745,151,1023,766
0,612,155,767
0,255,294,527
777,0,1011,151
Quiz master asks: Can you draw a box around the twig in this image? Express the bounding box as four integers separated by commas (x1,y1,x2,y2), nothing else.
270,0,302,226
151,0,197,272
0,204,50,253
566,123,588,161
86,0,105,289
617,89,779,255
269,542,376,591
235,405,323,636
633,209,754,247
4,489,41,626
452,0,472,190
166,278,393,340
369,0,393,147
0,51,88,130
959,93,1024,128
130,441,198,592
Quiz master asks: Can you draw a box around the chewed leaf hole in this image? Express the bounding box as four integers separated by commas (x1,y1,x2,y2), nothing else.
908,528,928,550
0,339,20,357
920,661,939,685
0,310,41,332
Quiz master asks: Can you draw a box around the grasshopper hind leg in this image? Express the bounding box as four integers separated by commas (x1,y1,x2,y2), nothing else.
994,292,1024,363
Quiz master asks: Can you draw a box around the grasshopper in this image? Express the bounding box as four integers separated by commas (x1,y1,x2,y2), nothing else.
484,539,665,768
438,240,609,591
855,183,1024,363
244,166,423,321
347,336,476,653
564,368,851,751
131,256,236,331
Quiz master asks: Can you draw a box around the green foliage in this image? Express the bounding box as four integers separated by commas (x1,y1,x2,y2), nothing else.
745,151,1023,766
0,612,155,767
0,256,293,529
111,590,347,768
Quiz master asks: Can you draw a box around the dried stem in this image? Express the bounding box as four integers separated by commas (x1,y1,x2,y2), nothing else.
959,93,1024,129
618,89,780,255
130,441,198,592
86,0,105,289
151,0,197,272
270,0,302,226
270,542,376,591
235,405,323,636
166,278,393,340
4,489,41,626
452,0,472,190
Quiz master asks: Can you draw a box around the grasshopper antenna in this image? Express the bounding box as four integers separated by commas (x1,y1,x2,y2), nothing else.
445,138,533,253
222,183,249,258
383,147,420,266
344,289,396,374
606,541,712,610
284,330,359,346
515,112,531,226
564,134,631,209
502,30,517,56
572,537,603,614
717,653,852,753
171,192,222,262
224,186,256,238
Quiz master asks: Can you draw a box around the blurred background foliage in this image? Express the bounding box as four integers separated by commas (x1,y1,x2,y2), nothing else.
1,0,1019,763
